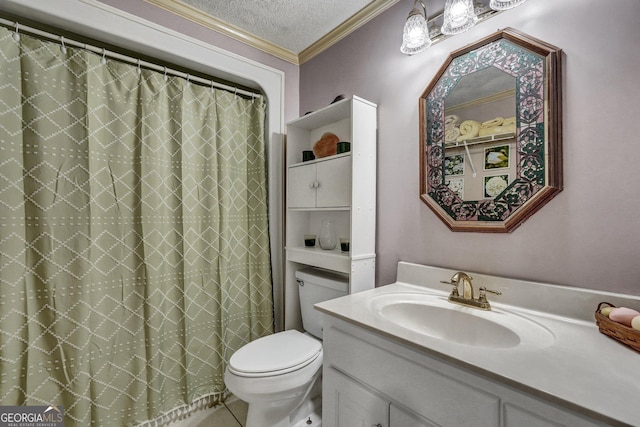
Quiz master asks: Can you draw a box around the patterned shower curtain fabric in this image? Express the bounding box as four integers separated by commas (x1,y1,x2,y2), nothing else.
0,27,274,426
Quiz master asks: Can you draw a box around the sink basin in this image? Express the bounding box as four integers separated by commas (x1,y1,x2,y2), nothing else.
370,293,555,349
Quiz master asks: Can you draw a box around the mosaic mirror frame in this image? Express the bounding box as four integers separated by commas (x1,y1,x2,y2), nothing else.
419,28,562,232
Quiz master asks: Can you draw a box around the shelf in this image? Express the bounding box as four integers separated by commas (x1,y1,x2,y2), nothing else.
286,246,351,274
288,207,350,212
287,96,376,130
289,152,351,168
444,132,515,149
284,96,376,329
287,98,351,130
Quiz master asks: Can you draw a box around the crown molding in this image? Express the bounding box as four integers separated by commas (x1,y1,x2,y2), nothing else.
145,0,400,66
299,0,400,64
446,89,516,113
144,0,299,64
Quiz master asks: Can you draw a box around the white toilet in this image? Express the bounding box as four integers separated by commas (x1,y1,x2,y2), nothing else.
224,268,349,427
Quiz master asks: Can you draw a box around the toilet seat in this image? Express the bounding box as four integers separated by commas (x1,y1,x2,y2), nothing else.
228,330,322,378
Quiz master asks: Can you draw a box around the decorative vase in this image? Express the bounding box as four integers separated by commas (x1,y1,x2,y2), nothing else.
319,219,337,250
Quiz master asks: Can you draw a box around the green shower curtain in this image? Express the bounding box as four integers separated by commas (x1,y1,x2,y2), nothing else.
0,27,274,426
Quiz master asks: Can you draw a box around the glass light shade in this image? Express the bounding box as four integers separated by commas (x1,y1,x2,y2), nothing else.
400,8,431,55
490,0,528,10
441,0,478,35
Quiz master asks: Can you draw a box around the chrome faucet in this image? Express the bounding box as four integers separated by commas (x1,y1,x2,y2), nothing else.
440,271,502,310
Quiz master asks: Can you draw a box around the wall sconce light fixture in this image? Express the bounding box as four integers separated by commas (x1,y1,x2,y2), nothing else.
400,0,431,55
441,0,478,35
489,0,528,10
400,0,529,55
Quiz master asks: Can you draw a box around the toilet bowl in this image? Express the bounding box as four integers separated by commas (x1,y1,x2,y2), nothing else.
224,330,323,427
224,268,349,427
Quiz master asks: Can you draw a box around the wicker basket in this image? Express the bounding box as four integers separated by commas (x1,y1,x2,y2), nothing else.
595,302,640,353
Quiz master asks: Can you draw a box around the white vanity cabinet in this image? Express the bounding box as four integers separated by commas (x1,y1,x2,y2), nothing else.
325,366,434,427
284,96,377,329
322,318,608,427
324,368,388,427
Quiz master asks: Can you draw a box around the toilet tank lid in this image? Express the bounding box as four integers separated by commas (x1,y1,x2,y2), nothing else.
295,268,349,292
228,330,321,376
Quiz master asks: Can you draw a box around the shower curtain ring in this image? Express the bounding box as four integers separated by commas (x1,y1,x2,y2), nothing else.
12,22,20,42
60,36,67,54
163,66,168,82
136,59,141,75
101,48,107,65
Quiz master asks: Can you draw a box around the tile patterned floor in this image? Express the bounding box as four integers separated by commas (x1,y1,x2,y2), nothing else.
192,397,248,427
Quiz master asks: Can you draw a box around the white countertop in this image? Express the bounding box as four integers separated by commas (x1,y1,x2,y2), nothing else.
315,262,640,426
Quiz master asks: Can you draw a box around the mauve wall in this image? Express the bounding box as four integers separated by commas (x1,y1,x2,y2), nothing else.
99,0,300,122
300,0,640,295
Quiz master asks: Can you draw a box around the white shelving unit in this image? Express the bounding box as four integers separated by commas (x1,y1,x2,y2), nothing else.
284,96,377,330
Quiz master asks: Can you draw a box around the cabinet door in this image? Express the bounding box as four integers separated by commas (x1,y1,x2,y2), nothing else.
316,156,351,208
390,404,436,427
503,400,606,427
288,163,317,208
324,368,388,427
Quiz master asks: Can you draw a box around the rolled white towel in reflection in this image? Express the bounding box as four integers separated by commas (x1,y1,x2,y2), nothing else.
481,117,504,128
479,126,500,137
456,120,481,141
479,124,517,136
503,116,516,126
502,122,516,133
445,127,461,143
502,117,516,134
445,114,461,129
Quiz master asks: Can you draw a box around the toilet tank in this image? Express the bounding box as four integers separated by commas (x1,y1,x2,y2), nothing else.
295,268,349,339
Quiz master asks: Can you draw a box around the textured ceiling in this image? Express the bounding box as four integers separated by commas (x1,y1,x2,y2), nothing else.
180,0,379,53
181,0,408,54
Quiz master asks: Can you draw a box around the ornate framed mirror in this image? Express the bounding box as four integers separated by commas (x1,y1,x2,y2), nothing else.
419,28,562,232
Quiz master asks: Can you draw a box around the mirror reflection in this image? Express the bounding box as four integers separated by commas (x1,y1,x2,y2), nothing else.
443,68,516,200
419,28,562,232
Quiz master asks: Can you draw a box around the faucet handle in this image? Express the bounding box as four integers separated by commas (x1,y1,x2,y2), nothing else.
439,280,460,297
478,286,501,302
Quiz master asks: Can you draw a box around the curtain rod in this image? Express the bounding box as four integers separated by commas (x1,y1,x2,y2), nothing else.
0,17,263,100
